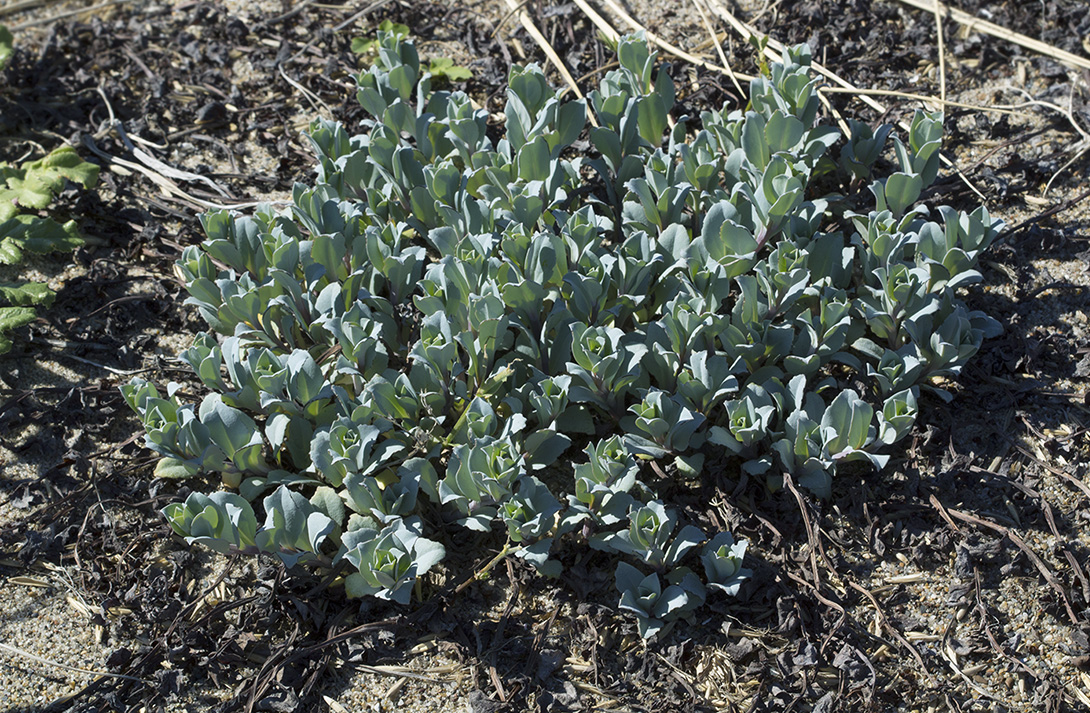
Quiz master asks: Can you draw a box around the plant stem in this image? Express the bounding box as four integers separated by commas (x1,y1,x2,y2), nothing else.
453,540,522,594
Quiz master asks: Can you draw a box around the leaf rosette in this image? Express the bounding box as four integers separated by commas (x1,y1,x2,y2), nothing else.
125,29,1002,637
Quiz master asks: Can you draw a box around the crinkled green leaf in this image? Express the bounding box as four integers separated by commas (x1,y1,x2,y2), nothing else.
0,25,13,69
0,281,54,307
0,305,35,334
428,57,472,81
2,147,99,213
0,215,82,258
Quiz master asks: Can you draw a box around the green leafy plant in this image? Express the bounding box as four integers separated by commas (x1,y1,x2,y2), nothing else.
425,57,472,83
0,25,13,70
615,560,705,639
1,28,100,353
350,20,410,55
0,146,100,354
127,31,1001,639
352,21,472,84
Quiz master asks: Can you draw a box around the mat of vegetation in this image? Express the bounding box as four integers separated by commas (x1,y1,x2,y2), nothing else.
0,1,1088,712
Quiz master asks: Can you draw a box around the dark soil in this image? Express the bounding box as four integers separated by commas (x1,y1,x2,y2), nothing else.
1,1,1089,712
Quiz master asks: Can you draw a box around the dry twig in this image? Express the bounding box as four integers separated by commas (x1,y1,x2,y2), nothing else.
704,0,990,203
572,0,755,88
0,642,148,683
0,0,57,18
818,86,1030,117
896,0,1090,72
10,0,132,29
847,580,928,672
500,0,597,126
930,0,947,106
943,505,1080,627
691,0,746,99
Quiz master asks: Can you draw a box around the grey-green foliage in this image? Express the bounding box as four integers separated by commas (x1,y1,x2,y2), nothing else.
125,32,1001,639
